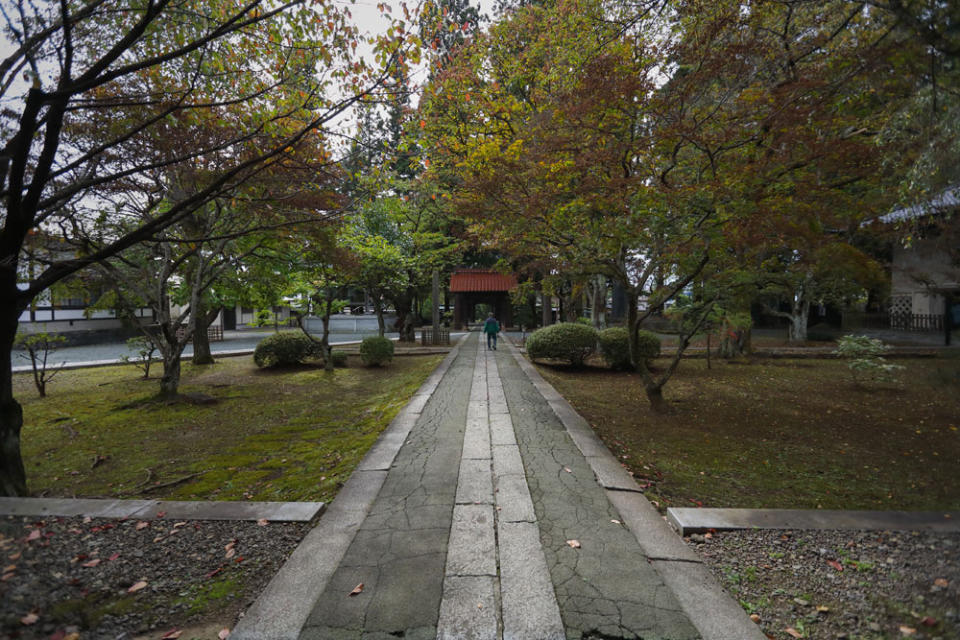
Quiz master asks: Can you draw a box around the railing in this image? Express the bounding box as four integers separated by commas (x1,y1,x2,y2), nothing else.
420,327,450,346
843,312,944,333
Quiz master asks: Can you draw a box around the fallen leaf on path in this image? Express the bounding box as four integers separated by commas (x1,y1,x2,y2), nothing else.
173,522,187,528
784,627,803,639
25,530,40,542
816,605,830,613
206,566,223,579
920,617,937,627
108,552,120,561
82,559,101,568
749,614,760,623
161,630,183,639
135,521,150,530
826,559,844,571
8,552,21,560
934,578,949,587
610,520,621,525
155,511,166,518
563,467,572,473
128,580,148,593
257,519,269,526
566,540,581,549
899,626,916,636
3,564,14,573
82,516,92,524
21,613,38,625
1,572,14,581
218,629,230,639
225,541,236,551
225,548,236,559
349,583,364,596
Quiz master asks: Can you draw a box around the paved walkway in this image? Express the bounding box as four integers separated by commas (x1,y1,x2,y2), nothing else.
233,334,763,640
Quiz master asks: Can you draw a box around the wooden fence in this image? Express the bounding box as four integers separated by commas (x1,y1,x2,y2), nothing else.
175,324,224,343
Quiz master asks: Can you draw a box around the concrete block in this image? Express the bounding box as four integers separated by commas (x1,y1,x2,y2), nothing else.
585,454,642,492
455,459,493,505
494,475,535,523
498,522,565,640
461,421,491,460
650,559,767,640
492,444,524,478
445,504,497,577
489,413,517,446
667,507,960,535
606,491,700,562
437,576,498,640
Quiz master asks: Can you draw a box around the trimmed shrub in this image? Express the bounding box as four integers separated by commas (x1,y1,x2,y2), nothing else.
598,327,662,370
634,329,662,361
525,322,598,366
360,336,394,367
331,350,348,368
253,332,318,368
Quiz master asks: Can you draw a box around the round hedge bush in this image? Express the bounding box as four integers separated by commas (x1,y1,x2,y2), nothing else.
597,327,661,370
525,322,598,366
253,332,319,368
360,336,394,367
331,350,349,367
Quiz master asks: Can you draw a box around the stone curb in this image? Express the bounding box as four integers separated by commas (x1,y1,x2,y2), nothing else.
0,497,323,522
668,507,960,535
504,341,766,640
230,333,469,640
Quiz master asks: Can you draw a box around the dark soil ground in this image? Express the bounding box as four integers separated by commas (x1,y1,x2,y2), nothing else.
537,354,960,512
535,348,960,639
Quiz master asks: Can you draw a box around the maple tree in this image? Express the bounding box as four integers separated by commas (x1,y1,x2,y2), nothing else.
0,0,417,495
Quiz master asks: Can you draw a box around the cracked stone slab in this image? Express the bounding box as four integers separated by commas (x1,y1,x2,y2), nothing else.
0,497,325,522
492,444,524,477
455,459,493,505
436,576,499,640
495,345,701,639
498,521,565,640
299,345,473,638
494,474,536,523
445,504,497,576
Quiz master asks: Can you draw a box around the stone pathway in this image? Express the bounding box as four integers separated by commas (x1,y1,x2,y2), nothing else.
234,334,763,640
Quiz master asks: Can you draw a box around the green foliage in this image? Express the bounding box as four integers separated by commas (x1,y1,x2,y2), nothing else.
331,350,349,368
250,309,275,328
253,332,319,368
360,336,395,367
526,323,598,366
834,335,904,386
15,331,67,398
120,336,157,379
598,327,662,370
598,328,632,370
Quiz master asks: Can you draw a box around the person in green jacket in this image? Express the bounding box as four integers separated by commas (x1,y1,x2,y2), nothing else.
483,312,500,350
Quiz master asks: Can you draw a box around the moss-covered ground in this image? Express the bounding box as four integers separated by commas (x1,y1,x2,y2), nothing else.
15,353,443,501
537,353,960,512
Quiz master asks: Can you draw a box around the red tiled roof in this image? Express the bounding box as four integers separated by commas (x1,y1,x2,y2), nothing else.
449,270,518,293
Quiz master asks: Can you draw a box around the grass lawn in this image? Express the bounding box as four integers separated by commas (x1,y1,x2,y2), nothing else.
15,353,443,502
536,353,960,512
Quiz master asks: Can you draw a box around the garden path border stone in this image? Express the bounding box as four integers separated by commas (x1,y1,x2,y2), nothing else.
0,497,324,521
668,507,960,535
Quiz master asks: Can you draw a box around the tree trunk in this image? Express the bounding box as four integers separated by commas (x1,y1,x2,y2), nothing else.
159,348,182,399
323,291,334,372
541,291,552,327
643,382,669,414
788,297,810,342
0,303,27,496
191,304,219,365
374,297,386,337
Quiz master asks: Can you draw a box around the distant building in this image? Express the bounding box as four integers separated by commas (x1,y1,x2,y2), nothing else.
449,269,518,329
